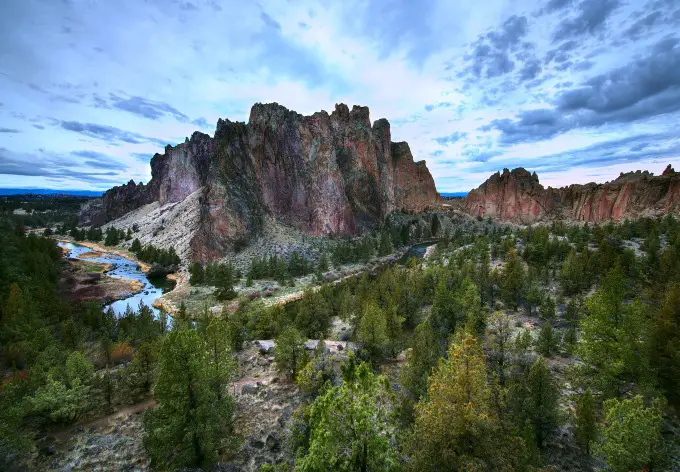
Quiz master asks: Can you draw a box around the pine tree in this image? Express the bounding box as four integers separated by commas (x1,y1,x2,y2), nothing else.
574,389,597,455
536,322,558,358
400,319,441,421
486,311,513,386
595,395,664,472
527,357,559,447
205,318,236,401
408,333,523,471
143,329,234,469
296,357,398,471
501,248,526,310
275,326,307,380
358,301,389,362
189,262,205,285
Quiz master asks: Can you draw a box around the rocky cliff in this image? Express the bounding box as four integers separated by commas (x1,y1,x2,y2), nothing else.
463,165,680,223
82,103,439,261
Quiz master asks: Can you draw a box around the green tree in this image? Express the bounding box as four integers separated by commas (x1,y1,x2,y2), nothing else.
408,333,523,471
650,283,680,406
189,262,205,285
400,319,441,422
357,302,389,361
486,311,513,386
536,322,558,358
130,342,156,395
527,357,559,447
500,248,525,310
539,294,555,319
205,317,236,402
525,280,542,317
573,389,597,455
295,357,398,471
297,335,336,396
275,326,307,380
29,351,94,423
577,267,651,397
595,395,664,472
144,329,234,469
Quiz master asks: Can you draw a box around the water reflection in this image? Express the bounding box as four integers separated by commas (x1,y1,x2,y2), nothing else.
58,241,175,316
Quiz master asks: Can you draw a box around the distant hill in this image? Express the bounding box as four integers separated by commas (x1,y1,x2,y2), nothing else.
440,192,468,198
0,188,103,197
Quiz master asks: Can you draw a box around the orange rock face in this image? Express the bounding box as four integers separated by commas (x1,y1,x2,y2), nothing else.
463,167,680,223
83,102,440,261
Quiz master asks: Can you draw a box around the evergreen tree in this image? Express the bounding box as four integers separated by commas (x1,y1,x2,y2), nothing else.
144,329,234,469
525,279,542,317
358,302,389,362
595,395,664,472
527,357,559,447
130,238,142,253
400,319,441,421
500,248,526,310
275,326,307,380
408,333,523,471
577,267,651,397
536,322,558,358
189,262,205,285
295,357,398,471
573,389,597,455
205,318,236,402
486,311,513,386
650,283,680,406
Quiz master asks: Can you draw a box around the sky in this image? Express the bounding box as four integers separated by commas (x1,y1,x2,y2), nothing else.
1,0,679,192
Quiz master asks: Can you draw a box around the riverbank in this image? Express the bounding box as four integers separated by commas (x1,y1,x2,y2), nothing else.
61,257,145,305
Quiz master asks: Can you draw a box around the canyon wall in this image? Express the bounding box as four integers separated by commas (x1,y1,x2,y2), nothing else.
81,103,440,261
463,165,680,223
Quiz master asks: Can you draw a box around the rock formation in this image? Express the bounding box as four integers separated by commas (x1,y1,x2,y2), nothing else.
81,103,439,261
463,166,680,223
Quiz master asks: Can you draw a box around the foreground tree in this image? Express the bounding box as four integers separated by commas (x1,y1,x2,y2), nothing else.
408,333,523,471
295,355,398,471
144,329,234,469
577,267,651,397
595,395,664,472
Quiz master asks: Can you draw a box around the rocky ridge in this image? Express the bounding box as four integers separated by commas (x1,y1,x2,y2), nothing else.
82,103,439,262
462,165,680,223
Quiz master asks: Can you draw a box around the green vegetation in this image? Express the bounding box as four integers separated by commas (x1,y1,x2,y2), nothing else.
5,205,680,471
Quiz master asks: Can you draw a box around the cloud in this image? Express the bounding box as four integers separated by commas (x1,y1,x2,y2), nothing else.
105,94,189,121
424,102,453,112
530,132,680,173
623,11,663,40
553,0,620,42
0,128,21,133
0,148,124,184
482,37,680,144
435,132,467,145
519,59,543,81
465,15,531,79
541,0,574,14
191,117,210,128
71,150,129,170
59,120,168,147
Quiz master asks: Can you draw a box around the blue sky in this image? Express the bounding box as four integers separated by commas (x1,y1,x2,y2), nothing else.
1,0,679,192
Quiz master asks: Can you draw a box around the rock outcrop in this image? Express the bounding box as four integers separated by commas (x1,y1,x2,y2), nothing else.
463,166,680,223
82,103,439,261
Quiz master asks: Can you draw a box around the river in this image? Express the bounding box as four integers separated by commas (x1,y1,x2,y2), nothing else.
58,241,175,316
398,241,437,265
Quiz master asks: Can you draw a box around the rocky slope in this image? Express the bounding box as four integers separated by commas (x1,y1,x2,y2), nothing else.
463,165,680,223
82,103,439,262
